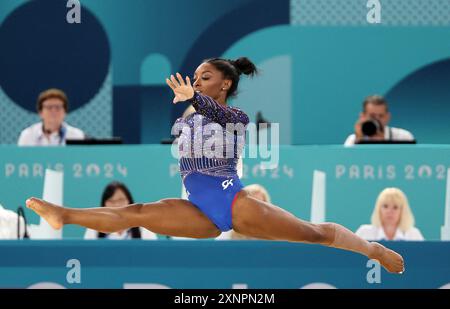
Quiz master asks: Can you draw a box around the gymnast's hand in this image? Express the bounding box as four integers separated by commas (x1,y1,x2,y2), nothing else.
166,73,194,104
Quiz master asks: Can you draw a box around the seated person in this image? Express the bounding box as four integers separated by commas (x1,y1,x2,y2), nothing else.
0,204,25,239
84,182,157,240
344,95,414,146
216,184,271,240
18,88,85,146
356,187,424,241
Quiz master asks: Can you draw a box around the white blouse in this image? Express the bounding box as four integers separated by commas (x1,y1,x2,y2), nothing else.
355,224,424,241
0,205,25,239
18,122,85,146
84,227,157,240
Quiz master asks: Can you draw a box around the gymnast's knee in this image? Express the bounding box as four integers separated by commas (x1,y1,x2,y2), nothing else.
312,222,336,245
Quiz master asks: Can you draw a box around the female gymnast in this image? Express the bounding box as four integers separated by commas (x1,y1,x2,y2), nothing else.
26,57,404,274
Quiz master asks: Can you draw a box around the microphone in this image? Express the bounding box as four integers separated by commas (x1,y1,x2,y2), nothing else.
256,111,271,128
255,111,271,144
17,206,29,239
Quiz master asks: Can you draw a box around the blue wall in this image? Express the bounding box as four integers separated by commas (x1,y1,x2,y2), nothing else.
1,0,449,144
0,241,449,288
1,145,449,240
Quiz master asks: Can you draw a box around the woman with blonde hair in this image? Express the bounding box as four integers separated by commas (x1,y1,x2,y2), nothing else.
242,184,271,203
356,188,424,241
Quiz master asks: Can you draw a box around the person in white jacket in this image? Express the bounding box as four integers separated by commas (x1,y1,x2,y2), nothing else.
0,204,25,239
18,88,85,146
356,188,424,241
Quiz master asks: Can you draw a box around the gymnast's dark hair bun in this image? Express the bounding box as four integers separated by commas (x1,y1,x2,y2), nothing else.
231,57,258,76
204,56,258,99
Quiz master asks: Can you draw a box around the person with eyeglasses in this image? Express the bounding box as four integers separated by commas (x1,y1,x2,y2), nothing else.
84,181,157,240
17,88,85,146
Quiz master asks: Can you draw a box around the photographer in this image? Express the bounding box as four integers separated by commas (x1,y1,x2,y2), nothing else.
344,95,414,146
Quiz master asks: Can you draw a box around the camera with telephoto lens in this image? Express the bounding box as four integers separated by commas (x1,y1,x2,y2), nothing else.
361,118,383,137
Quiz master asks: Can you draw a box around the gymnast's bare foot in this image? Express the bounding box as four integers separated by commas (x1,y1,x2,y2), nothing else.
368,242,405,274
26,197,64,230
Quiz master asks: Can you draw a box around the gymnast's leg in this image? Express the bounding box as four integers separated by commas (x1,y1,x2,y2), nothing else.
25,197,221,239
231,190,404,273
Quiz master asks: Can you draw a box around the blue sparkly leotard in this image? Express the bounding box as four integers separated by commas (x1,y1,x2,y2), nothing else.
174,92,249,231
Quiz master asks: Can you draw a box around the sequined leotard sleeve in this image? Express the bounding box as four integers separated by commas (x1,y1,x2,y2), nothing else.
190,92,249,127
176,93,249,178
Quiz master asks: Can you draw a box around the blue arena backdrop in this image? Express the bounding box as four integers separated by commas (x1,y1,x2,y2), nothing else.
0,145,449,239
0,0,449,145
0,240,449,289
